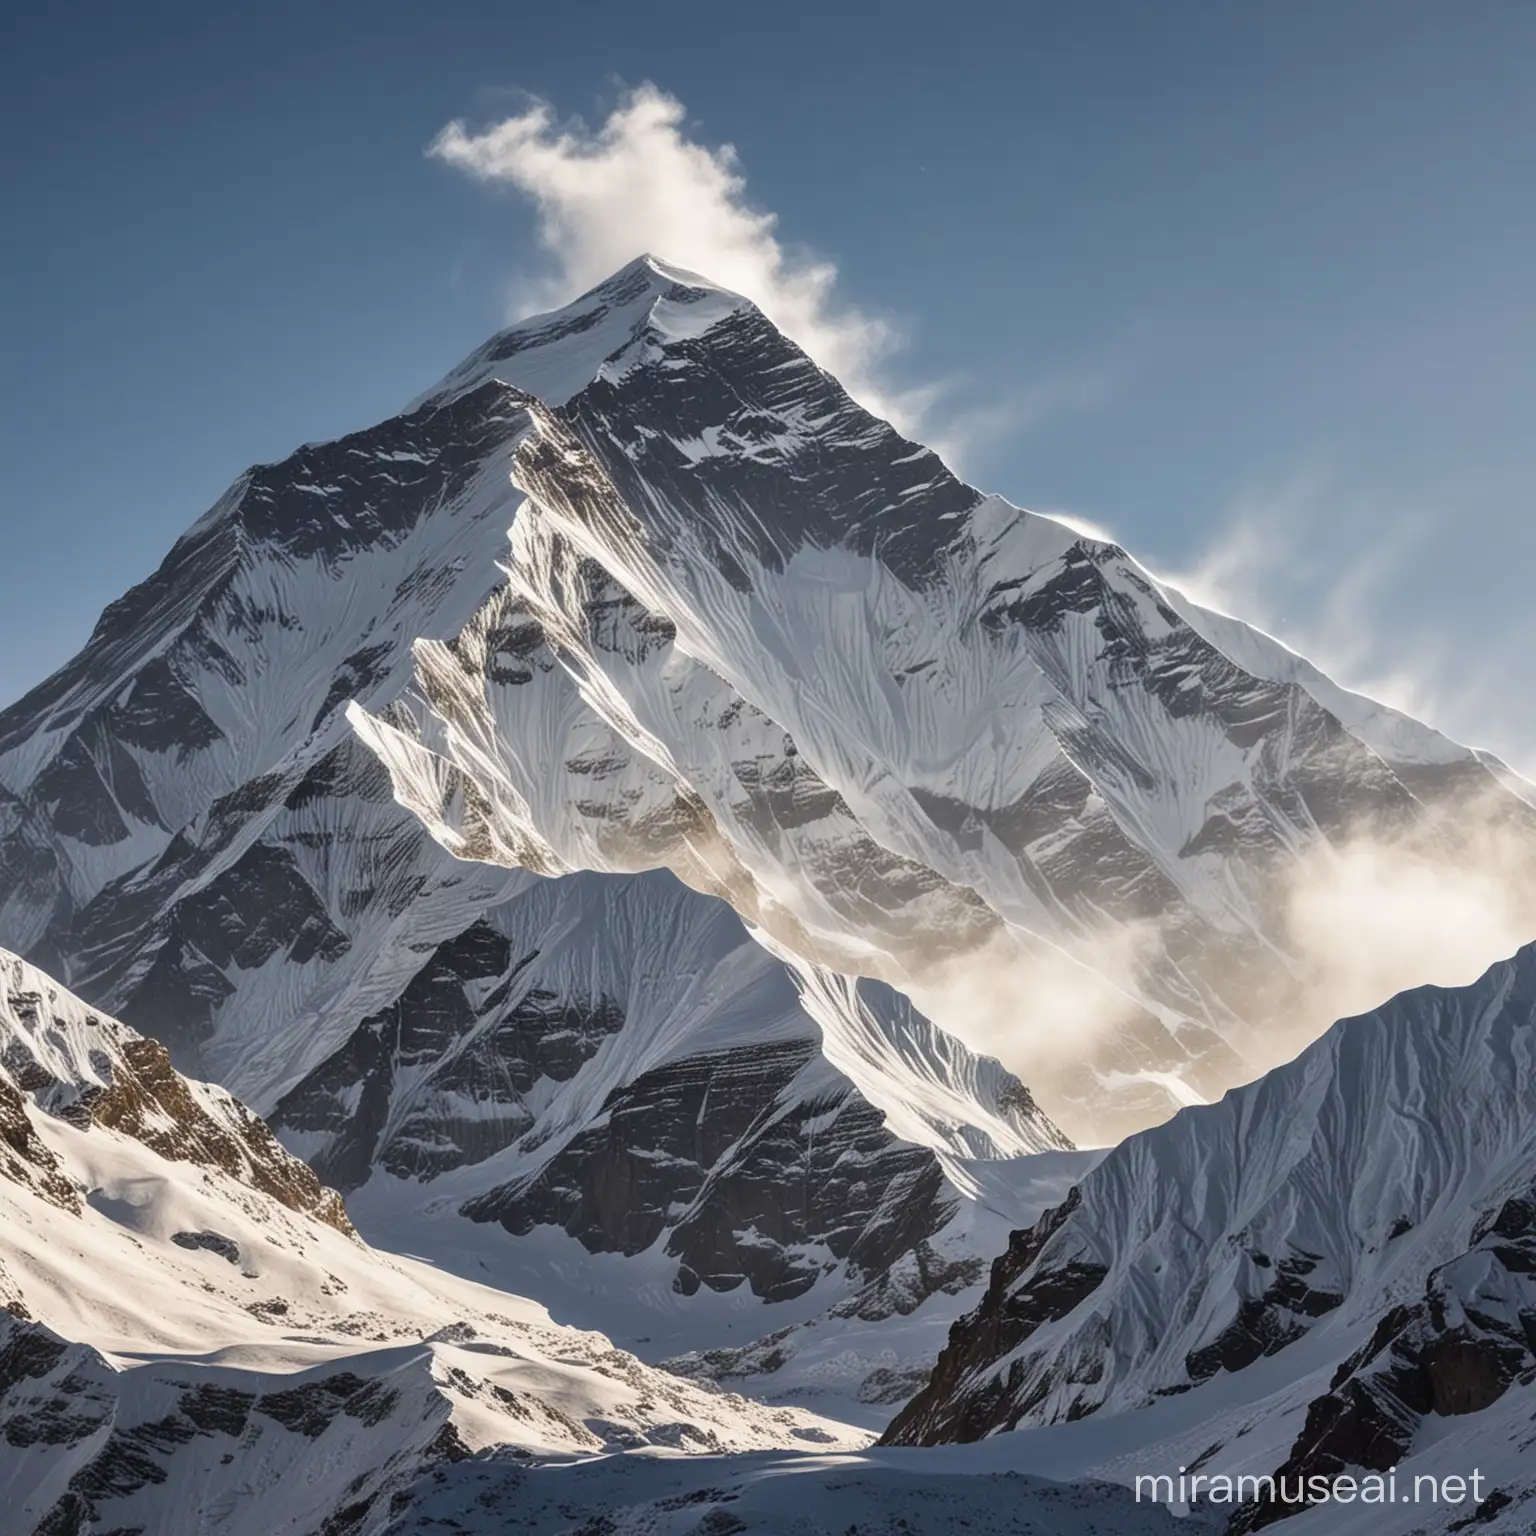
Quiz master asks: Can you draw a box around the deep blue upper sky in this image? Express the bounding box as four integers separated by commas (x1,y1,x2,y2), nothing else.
3,1,1532,765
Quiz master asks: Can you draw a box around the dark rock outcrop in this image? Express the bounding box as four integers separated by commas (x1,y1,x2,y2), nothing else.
464,1040,963,1303
883,1188,1107,1444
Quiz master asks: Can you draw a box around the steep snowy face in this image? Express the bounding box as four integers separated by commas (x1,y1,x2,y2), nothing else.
0,387,536,1101
354,258,1536,1144
882,944,1536,1526
0,948,869,1535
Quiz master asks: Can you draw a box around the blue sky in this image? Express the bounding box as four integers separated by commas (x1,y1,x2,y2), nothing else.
3,1,1533,768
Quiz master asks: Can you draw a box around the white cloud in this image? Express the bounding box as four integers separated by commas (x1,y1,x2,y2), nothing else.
909,922,1159,1080
429,83,933,435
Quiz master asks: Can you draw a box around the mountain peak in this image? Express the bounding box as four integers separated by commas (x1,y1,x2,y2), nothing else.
618,250,723,287
413,251,750,414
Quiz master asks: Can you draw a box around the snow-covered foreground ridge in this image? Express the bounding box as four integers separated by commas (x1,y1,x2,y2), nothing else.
884,942,1536,1531
0,947,872,1534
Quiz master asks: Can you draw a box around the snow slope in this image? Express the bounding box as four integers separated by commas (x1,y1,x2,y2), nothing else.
380,1444,1209,1535
0,948,868,1535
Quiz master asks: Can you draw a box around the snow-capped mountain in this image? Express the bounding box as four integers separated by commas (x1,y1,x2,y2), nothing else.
1,252,1532,1382
0,260,1080,1361
0,947,868,1535
351,257,1536,1142
882,943,1536,1531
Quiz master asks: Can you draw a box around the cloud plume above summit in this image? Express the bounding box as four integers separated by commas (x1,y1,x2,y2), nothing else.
430,83,930,434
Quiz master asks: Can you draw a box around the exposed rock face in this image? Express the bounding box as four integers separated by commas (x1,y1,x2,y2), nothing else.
883,1188,1110,1444
464,1039,959,1303
0,1071,79,1216
882,944,1536,1527
79,1033,354,1233
271,868,1062,1314
269,913,626,1192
